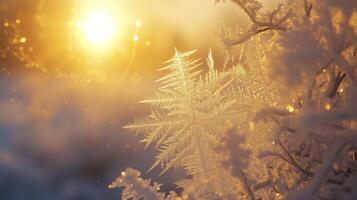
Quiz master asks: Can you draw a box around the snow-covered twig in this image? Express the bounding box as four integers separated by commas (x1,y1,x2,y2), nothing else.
287,142,349,200
217,0,290,48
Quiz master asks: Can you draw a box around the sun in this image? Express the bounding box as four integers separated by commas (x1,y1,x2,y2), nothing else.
79,10,116,47
84,12,114,45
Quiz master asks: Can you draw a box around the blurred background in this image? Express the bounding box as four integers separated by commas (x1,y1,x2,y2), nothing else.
0,0,278,199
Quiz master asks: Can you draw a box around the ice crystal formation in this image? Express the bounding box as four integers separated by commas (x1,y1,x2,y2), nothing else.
109,168,178,200
121,49,269,198
111,0,357,199
125,49,236,177
111,47,277,199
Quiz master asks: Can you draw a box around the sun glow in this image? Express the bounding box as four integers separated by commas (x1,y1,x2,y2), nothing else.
80,11,116,46
84,13,114,44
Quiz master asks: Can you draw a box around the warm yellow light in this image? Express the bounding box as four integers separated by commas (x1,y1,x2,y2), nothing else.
133,34,139,42
287,105,295,113
145,41,151,46
135,19,142,28
82,11,115,46
325,103,332,110
19,37,27,43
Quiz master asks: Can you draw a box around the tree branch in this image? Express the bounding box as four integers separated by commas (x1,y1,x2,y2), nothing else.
218,0,290,47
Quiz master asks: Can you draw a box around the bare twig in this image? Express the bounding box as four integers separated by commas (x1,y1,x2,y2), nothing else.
328,71,346,98
241,171,256,200
277,138,313,176
303,0,312,17
308,59,335,102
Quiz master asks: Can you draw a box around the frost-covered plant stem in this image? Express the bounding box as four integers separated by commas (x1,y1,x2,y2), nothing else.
289,141,350,199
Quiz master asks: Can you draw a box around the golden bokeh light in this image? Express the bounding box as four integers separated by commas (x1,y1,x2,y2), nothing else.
133,34,139,42
19,37,27,43
135,19,142,28
325,103,332,110
286,105,295,113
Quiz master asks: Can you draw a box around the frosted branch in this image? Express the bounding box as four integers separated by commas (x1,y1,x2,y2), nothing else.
287,142,349,200
217,0,290,48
